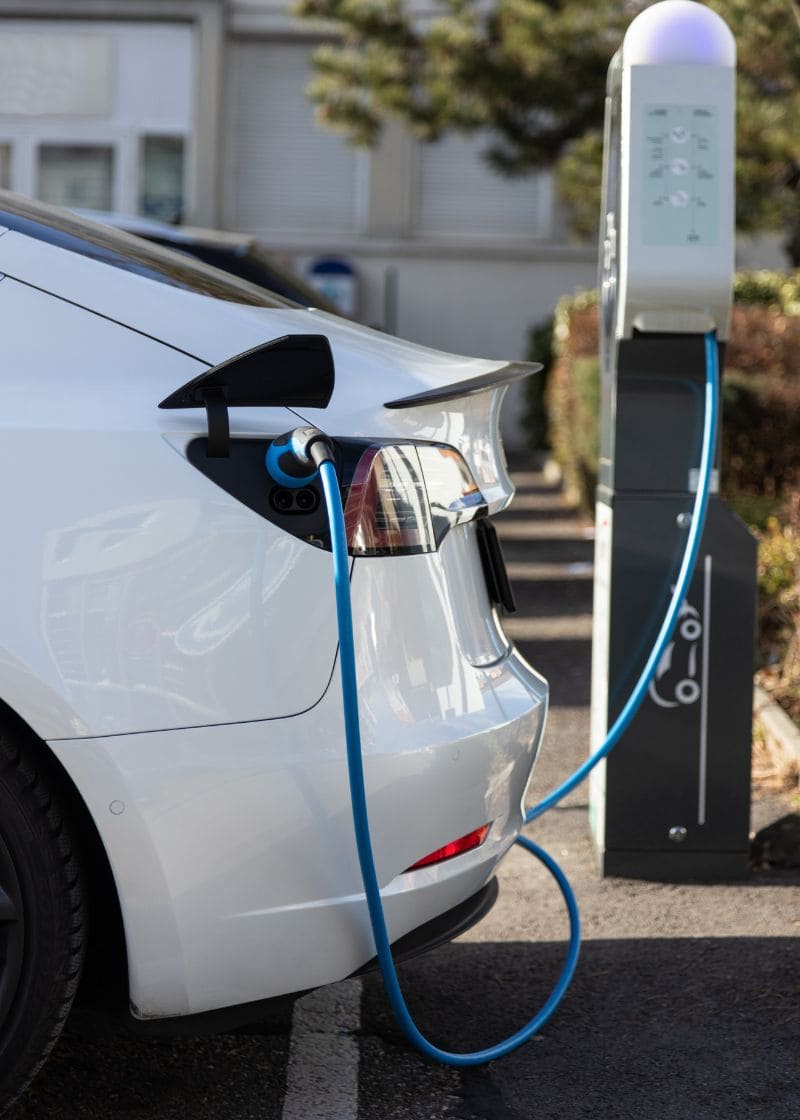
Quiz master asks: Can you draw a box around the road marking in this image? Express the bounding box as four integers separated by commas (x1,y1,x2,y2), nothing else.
502,614,594,640
281,978,362,1120
506,491,580,513
495,519,595,541
505,561,594,581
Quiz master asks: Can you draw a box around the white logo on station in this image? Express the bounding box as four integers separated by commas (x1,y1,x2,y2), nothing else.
649,601,703,709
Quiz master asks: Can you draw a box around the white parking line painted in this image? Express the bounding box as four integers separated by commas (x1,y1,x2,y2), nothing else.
505,561,594,581
506,491,580,513
281,978,362,1120
496,519,595,541
502,614,594,640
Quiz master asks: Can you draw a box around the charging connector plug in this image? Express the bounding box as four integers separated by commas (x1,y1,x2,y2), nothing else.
295,426,336,469
265,426,336,487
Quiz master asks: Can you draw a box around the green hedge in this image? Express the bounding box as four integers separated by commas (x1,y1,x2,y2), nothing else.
535,275,800,715
537,291,599,510
732,269,800,311
756,510,800,724
538,276,800,522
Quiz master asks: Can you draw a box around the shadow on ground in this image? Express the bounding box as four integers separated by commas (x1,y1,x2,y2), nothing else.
515,637,592,706
12,934,798,1120
361,935,800,1120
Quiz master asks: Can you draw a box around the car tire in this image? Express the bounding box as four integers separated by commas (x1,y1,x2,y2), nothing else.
0,730,86,1113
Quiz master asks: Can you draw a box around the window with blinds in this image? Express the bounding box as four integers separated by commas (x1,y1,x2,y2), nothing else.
226,42,360,237
37,144,114,211
140,136,185,223
413,133,554,240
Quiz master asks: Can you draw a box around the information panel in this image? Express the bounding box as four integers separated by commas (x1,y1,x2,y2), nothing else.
643,104,718,247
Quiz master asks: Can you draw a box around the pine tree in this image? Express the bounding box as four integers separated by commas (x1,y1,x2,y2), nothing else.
294,0,800,262
295,0,626,167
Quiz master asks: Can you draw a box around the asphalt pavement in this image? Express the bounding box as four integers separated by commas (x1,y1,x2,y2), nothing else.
9,462,799,1120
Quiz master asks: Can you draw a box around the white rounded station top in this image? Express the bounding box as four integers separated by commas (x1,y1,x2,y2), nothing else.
624,1,736,67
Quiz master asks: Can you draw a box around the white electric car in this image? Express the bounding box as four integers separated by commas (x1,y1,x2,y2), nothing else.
0,191,547,1108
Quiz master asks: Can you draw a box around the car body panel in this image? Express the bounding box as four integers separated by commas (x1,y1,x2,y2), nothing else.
0,276,341,736
0,196,548,1025
50,627,546,1017
0,227,521,512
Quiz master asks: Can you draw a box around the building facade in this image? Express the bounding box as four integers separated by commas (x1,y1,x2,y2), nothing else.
0,1,606,447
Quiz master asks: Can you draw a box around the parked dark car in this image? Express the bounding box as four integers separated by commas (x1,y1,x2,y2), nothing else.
77,211,342,314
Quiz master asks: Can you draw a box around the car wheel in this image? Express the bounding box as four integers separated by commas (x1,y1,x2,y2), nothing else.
0,732,86,1113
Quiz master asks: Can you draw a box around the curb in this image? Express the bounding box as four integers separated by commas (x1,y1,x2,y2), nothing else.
753,684,800,788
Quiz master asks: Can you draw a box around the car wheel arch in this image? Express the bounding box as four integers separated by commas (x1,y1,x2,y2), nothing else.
0,700,130,1018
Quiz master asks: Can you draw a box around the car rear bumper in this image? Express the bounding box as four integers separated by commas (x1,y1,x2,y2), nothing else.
50,640,547,1020
113,879,500,1038
351,876,499,977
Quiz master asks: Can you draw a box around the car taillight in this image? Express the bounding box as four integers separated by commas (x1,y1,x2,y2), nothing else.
344,444,486,557
405,824,492,872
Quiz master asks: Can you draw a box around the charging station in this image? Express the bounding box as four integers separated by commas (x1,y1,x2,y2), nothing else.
191,0,755,1070
589,2,757,880
197,0,752,1069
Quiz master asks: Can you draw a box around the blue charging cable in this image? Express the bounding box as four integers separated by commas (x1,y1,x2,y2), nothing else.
316,331,719,1066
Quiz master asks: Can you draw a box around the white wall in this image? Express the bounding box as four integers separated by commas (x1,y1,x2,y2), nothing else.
0,19,194,215
221,29,598,451
0,4,599,452
735,233,788,272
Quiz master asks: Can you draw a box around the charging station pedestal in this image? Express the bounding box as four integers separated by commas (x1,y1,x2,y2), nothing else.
589,3,757,880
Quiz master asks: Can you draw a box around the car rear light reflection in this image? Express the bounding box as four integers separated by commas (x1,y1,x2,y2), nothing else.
405,824,492,872
343,443,486,557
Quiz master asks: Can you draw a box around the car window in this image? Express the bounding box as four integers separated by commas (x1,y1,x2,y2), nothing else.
0,190,299,310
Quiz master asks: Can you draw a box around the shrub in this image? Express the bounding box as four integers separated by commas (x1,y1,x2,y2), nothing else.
522,318,556,450
542,283,800,517
733,269,800,313
544,296,600,508
756,502,800,724
538,274,800,723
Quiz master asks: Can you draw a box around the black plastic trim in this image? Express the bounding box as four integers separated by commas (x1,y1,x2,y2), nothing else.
159,334,335,412
202,387,230,458
477,520,517,614
383,362,541,409
350,877,499,977
184,435,461,555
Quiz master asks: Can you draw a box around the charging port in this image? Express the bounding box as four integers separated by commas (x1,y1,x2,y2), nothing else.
270,487,319,515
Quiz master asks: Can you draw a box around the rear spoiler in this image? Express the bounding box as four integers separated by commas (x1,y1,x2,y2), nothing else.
383,361,541,410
